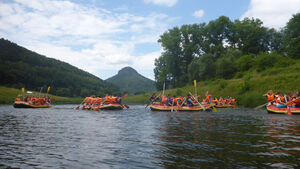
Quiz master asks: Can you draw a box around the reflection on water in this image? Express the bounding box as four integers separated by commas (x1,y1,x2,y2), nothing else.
0,105,299,168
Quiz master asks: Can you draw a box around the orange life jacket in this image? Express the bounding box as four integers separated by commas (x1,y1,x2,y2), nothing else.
174,98,183,105
219,98,223,103
84,97,90,103
267,94,275,102
161,95,167,104
96,98,102,104
111,97,117,103
104,95,110,103
275,95,284,104
294,97,300,105
16,98,21,101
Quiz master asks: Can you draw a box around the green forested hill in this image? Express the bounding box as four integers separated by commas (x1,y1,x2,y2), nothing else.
106,67,155,94
0,38,120,97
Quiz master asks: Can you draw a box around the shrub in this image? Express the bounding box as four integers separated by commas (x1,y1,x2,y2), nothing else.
236,54,255,71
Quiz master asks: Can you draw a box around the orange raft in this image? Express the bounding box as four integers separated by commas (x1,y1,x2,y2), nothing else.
13,101,52,108
82,103,123,110
150,103,214,111
266,105,300,115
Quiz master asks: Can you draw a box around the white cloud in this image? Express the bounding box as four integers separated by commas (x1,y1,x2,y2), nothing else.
144,0,178,7
242,0,300,29
0,0,174,79
193,9,204,18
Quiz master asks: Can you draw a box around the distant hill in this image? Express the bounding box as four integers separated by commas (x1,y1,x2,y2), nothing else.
106,67,156,95
0,38,120,97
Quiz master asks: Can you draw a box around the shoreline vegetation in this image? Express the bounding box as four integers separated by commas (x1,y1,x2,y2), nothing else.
124,60,300,107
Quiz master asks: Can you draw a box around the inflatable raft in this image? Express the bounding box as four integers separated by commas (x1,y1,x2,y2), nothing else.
13,101,52,108
82,104,124,110
266,105,300,115
150,103,214,111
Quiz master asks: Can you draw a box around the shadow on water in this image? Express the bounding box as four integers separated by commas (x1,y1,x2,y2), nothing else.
0,105,299,168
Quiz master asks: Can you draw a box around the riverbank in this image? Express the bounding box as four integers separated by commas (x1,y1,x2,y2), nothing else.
0,86,83,104
124,60,300,107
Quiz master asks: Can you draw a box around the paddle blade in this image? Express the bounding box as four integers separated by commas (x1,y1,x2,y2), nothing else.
287,107,292,115
212,106,218,112
123,94,129,98
75,106,80,110
124,104,129,109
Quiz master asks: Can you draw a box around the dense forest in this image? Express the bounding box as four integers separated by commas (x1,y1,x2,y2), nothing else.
154,13,300,90
106,67,155,95
0,39,120,97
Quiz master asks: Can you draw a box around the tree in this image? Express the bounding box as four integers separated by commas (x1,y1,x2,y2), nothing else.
216,50,240,79
205,16,234,58
232,18,270,54
283,13,300,58
188,53,216,81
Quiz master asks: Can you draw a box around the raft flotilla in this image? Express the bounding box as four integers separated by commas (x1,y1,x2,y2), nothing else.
13,87,54,108
263,90,300,115
147,92,237,112
76,94,129,111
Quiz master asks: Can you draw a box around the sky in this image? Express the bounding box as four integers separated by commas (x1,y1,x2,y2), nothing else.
1,0,300,80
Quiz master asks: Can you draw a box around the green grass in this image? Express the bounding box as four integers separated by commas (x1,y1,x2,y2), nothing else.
124,60,300,107
0,86,83,104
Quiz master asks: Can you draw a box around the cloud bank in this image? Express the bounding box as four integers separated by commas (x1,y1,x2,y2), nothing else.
242,0,300,29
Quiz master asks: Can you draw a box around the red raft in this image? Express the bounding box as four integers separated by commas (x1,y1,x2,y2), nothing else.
266,105,300,115
150,103,214,111
13,101,52,108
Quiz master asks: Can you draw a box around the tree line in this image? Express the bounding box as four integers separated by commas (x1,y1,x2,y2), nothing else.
154,13,300,90
0,38,121,97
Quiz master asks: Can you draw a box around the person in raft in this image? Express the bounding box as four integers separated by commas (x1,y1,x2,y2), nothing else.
166,95,173,106
149,93,158,104
186,94,195,107
286,91,300,108
263,90,275,106
293,92,300,107
274,92,287,108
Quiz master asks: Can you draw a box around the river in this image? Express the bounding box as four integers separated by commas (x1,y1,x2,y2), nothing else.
0,105,299,168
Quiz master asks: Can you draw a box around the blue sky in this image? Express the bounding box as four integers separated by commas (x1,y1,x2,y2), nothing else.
1,0,300,80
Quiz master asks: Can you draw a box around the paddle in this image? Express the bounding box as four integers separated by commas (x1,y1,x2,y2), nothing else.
189,92,206,111
212,106,218,112
145,93,161,109
123,93,129,98
75,99,86,110
123,104,130,109
284,95,292,115
254,103,268,110
171,99,175,112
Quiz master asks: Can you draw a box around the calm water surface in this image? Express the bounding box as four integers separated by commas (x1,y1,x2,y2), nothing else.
0,105,299,168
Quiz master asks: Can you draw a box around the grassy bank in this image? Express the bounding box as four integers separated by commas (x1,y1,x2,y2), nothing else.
0,86,83,104
124,60,300,107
